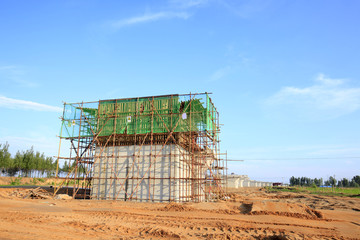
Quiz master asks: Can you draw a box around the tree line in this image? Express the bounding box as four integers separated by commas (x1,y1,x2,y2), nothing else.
289,175,360,188
0,142,59,178
0,142,86,178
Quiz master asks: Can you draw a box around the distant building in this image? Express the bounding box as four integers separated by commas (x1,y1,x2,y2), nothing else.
226,174,272,188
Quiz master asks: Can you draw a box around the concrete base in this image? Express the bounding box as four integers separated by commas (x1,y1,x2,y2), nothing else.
91,144,207,202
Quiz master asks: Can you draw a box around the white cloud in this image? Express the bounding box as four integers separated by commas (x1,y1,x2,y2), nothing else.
265,74,360,120
110,11,190,29
169,0,209,8
209,58,250,81
0,65,17,70
0,65,38,88
217,0,272,18
315,73,343,86
0,96,62,112
210,65,232,81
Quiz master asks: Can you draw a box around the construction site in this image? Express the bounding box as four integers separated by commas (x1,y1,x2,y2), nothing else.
1,92,359,239
54,93,227,202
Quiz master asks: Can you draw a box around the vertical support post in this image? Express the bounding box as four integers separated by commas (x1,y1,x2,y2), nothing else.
73,102,84,198
54,103,66,192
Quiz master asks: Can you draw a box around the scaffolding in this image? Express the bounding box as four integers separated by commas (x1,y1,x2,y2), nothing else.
55,93,226,202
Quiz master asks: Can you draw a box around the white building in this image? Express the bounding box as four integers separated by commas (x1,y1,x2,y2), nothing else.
226,174,272,188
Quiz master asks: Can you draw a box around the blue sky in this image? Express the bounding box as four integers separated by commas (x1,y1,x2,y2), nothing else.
0,0,359,183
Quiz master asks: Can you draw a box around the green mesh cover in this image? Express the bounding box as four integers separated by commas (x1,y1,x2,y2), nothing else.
97,96,207,136
60,94,217,139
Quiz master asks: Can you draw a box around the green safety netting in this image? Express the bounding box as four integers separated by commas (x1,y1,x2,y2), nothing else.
60,94,217,139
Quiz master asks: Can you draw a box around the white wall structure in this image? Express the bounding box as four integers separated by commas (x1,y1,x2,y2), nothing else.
91,144,210,202
227,177,240,188
225,174,272,188
243,180,251,187
238,179,244,187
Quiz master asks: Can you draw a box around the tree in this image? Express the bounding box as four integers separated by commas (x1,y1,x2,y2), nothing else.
22,147,35,177
34,151,41,177
352,176,360,185
339,178,349,188
0,142,11,176
314,178,322,187
44,157,56,177
61,160,71,174
328,176,337,187
13,151,23,176
300,177,305,186
350,180,360,188
290,176,295,186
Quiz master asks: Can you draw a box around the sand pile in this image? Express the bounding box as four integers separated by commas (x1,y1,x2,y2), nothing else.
139,227,181,238
160,202,194,212
240,200,323,219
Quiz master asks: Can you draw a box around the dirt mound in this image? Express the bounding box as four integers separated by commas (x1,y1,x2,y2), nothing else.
160,202,194,212
139,227,181,238
7,187,52,199
240,200,323,220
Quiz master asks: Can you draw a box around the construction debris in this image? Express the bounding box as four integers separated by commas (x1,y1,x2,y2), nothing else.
54,194,73,200
9,187,52,199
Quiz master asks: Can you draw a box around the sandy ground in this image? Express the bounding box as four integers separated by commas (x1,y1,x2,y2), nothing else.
0,187,359,240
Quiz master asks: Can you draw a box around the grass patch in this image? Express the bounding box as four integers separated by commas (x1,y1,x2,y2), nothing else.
10,177,22,186
1,177,56,186
265,186,360,198
37,178,46,183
